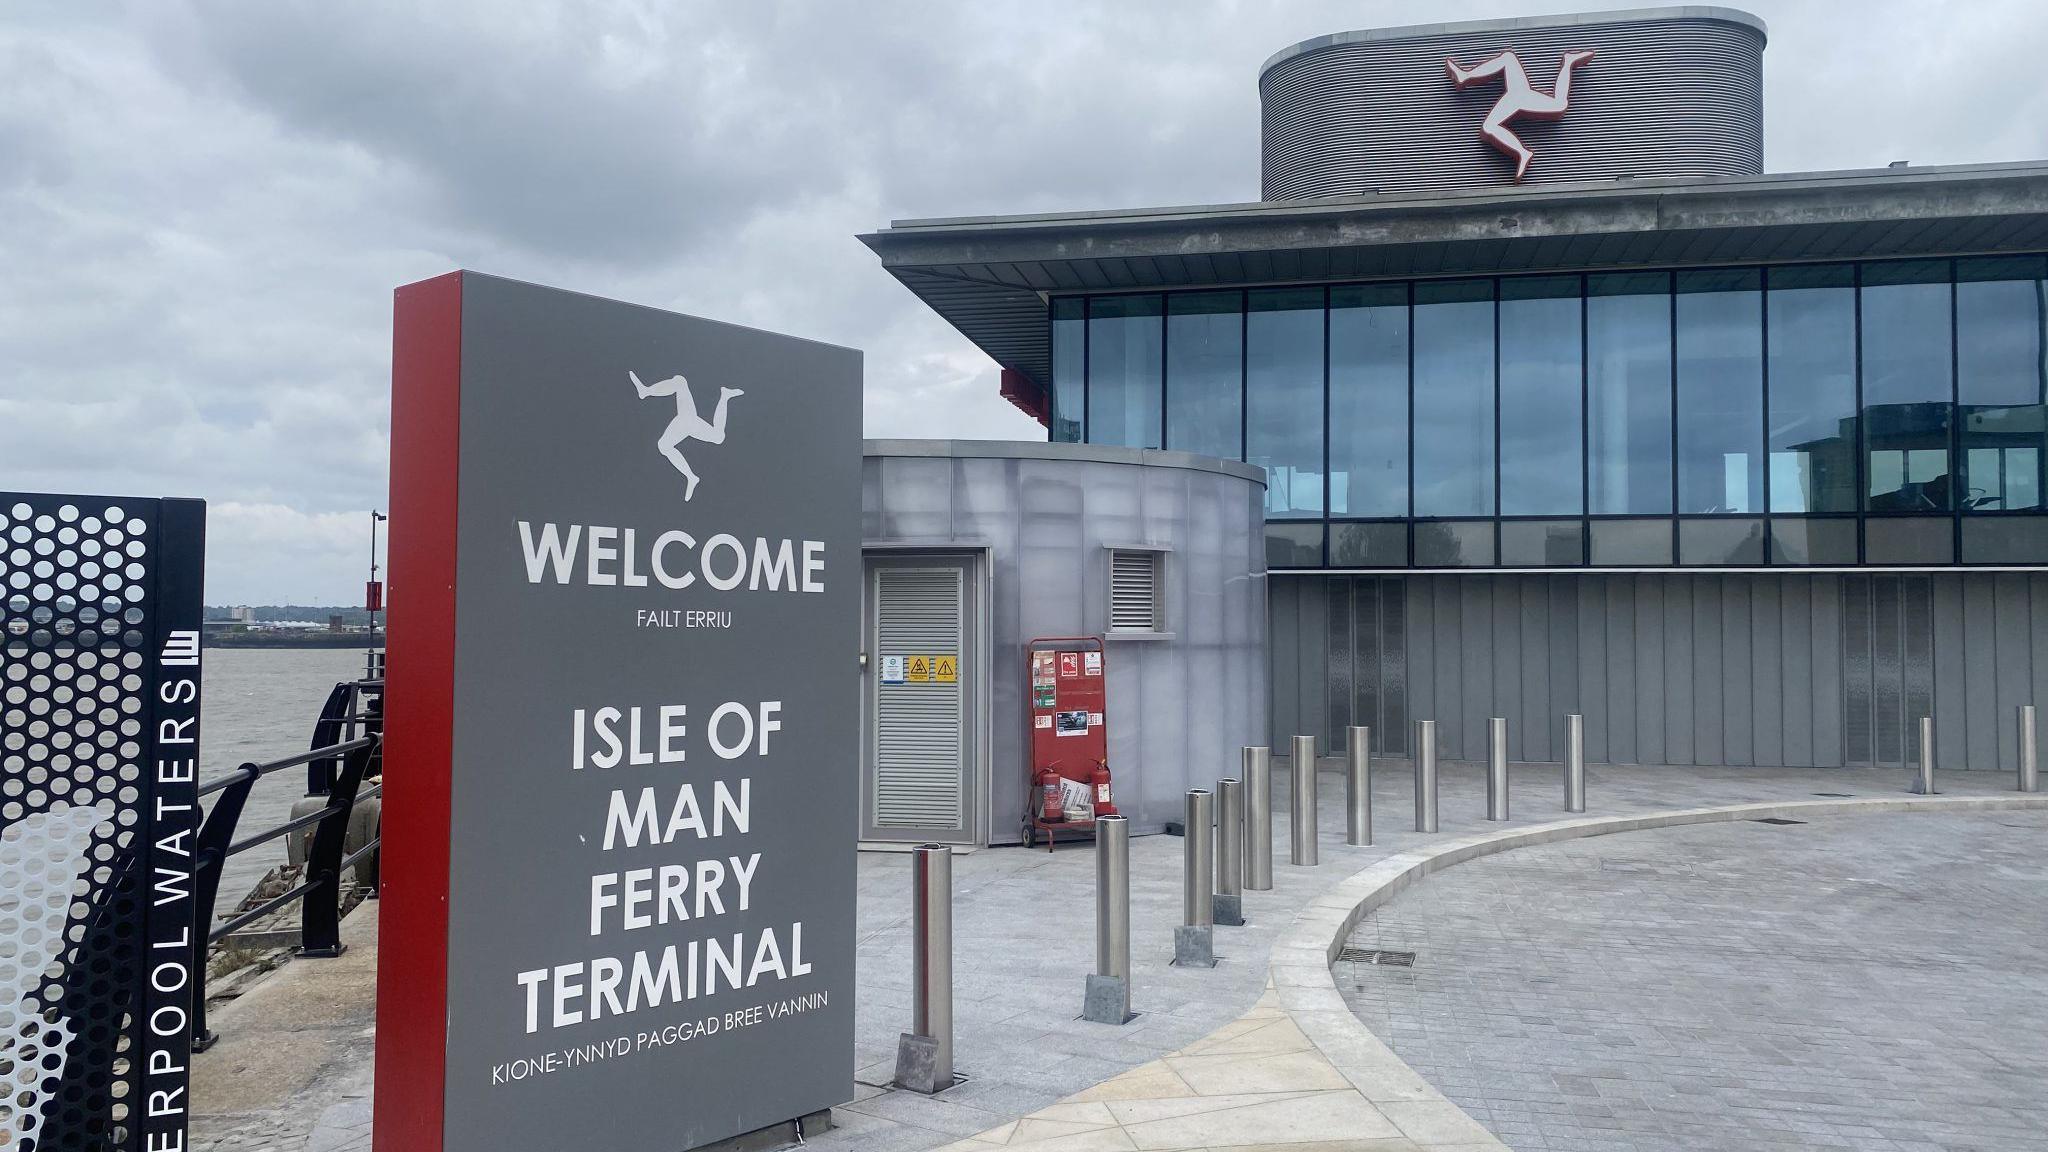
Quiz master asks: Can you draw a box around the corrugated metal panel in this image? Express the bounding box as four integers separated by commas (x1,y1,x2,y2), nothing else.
1577,576,1607,762
1269,576,1304,745
1356,577,1381,752
1663,575,1694,765
1493,576,1523,759
1329,574,1354,741
1781,577,1813,767
1872,576,1904,766
1274,570,2048,772
1753,578,1784,768
1961,573,1998,769
1844,575,1873,766
1693,577,1723,765
873,567,964,828
1993,572,2032,770
1635,577,1664,766
1517,576,1549,760
1723,578,1752,767
1109,549,1161,632
1261,15,1764,199
1382,577,1408,755
1906,573,1936,766
1811,574,1845,767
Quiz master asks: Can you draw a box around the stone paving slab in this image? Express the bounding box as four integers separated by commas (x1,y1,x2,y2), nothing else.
191,901,377,1152
187,762,2044,1151
1338,809,2048,1151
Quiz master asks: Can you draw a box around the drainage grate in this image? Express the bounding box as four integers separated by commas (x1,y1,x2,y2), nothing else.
1751,817,1808,825
1811,792,1853,798
1337,947,1416,967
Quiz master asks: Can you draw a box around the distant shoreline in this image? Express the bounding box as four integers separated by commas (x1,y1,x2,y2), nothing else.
203,632,385,650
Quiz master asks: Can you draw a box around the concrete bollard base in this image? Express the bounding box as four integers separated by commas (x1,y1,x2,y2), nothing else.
1212,893,1243,926
1173,924,1216,968
1082,974,1131,1024
893,1033,953,1094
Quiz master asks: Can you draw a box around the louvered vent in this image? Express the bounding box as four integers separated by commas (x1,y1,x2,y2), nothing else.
874,567,964,830
1110,550,1163,633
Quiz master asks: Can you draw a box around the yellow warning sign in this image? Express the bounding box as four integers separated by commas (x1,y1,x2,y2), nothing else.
934,655,958,683
906,655,931,682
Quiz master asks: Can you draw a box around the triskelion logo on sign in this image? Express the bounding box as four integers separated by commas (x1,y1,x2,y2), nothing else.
1446,48,1595,182
630,371,744,501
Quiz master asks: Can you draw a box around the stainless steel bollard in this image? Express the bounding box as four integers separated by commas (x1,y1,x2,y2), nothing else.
1564,713,1586,813
1912,716,1936,795
1083,814,1132,1023
1244,746,1273,891
1486,717,1509,821
1290,734,1319,866
1346,725,1372,846
1096,815,1130,979
894,844,954,1092
1214,778,1244,925
1183,790,1214,926
1414,720,1438,833
2021,706,2039,793
1176,790,1217,967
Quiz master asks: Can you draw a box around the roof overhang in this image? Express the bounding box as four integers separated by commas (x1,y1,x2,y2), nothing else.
859,161,2048,409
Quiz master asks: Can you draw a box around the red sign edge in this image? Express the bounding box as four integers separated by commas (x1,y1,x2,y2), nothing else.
374,270,463,1152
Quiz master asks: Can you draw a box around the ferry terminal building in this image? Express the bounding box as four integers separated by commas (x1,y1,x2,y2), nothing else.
857,7,2048,844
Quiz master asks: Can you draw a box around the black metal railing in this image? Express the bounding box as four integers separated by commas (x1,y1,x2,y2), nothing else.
190,733,380,1050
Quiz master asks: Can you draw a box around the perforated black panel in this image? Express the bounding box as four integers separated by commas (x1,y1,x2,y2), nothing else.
1,494,202,1151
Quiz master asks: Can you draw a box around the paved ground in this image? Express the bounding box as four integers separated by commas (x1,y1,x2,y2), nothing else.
1338,809,2048,1152
185,760,2036,1151
191,903,376,1152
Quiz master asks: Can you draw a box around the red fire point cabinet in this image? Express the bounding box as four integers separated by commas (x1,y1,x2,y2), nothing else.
1023,636,1112,850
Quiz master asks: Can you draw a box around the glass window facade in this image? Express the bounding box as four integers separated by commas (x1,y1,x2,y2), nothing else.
1860,261,1952,512
1050,297,1084,443
1412,280,1495,518
1166,291,1243,461
1086,295,1163,450
1676,270,1763,514
1329,285,1408,518
1587,273,1673,515
1052,256,2048,569
1498,276,1582,516
1247,289,1325,519
1767,265,1857,513
1957,257,2048,512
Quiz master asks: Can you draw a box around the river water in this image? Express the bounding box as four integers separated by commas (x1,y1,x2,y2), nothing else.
202,647,376,906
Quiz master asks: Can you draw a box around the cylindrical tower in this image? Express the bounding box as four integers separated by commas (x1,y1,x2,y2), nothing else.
1261,7,1766,199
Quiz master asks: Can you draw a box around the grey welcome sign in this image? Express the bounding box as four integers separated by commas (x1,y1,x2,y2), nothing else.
378,271,860,1152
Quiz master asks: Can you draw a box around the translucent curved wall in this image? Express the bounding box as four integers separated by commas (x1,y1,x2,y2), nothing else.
864,442,1269,840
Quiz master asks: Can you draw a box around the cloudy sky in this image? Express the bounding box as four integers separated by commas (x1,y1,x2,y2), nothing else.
3,1,2045,603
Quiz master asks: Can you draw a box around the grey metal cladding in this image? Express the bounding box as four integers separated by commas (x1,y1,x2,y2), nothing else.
1261,11,1765,199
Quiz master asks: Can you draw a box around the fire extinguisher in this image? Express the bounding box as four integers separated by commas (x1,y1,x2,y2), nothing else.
1039,769,1064,823
1091,759,1118,817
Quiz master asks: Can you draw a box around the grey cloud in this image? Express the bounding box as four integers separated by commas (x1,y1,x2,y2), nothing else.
1,0,2045,602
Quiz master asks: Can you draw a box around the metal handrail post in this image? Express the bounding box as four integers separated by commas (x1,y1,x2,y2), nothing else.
1214,778,1245,925
1346,725,1372,846
300,741,375,958
1290,735,1319,866
1243,746,1272,891
1565,714,1586,812
188,762,258,1050
1486,717,1509,821
1414,720,1438,833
